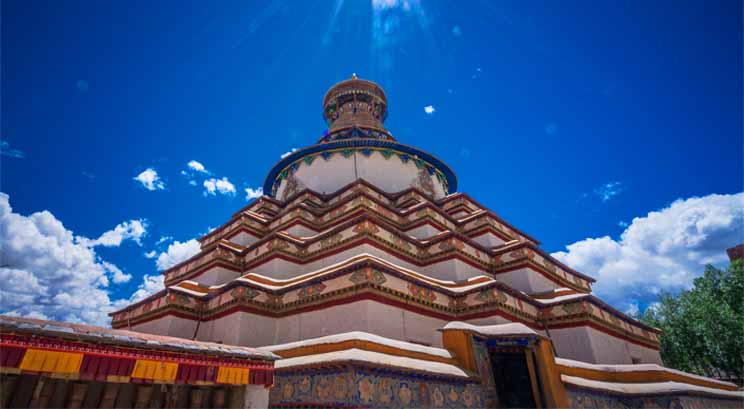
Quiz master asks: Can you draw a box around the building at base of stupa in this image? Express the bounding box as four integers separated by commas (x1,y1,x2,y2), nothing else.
0,315,276,409
101,76,742,408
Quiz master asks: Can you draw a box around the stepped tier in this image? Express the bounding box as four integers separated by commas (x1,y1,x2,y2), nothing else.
111,180,660,365
160,181,593,296
111,251,660,364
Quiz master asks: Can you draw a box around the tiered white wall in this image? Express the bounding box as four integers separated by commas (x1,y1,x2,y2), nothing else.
188,300,448,348
276,153,447,200
550,326,662,365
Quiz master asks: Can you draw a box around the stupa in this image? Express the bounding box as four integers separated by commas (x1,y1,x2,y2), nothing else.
106,76,743,409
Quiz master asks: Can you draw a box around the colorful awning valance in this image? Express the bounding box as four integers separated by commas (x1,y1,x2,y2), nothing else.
216,367,250,385
131,359,179,382
79,355,135,382
19,349,83,374
0,345,25,368
1,335,274,387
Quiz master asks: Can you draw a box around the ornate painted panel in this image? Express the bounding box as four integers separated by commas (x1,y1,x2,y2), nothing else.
271,366,485,409
567,387,743,409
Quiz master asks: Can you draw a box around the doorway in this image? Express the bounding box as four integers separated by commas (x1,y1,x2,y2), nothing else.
489,347,541,409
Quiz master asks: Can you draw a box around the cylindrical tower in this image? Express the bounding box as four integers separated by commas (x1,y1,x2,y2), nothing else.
320,74,393,142
264,75,457,200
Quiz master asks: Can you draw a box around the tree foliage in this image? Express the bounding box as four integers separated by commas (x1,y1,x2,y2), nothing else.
637,260,744,384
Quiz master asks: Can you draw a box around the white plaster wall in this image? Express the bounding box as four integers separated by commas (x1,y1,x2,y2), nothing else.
424,258,485,281
585,326,635,364
274,314,301,345
293,301,371,342
192,266,241,287
471,232,506,248
550,326,661,365
197,313,278,347
405,224,442,240
366,302,448,347
355,153,447,199
495,267,559,294
549,327,599,363
200,300,447,348
131,316,198,340
244,243,488,282
450,210,470,219
285,224,318,238
229,232,259,247
628,341,663,365
276,153,447,200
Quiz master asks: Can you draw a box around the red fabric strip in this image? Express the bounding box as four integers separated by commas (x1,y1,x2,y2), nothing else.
0,345,26,367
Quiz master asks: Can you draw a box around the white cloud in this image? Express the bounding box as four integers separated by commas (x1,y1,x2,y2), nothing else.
101,261,132,284
1,141,25,159
424,105,436,115
594,181,624,202
203,177,236,196
134,168,165,191
127,274,164,304
0,192,145,325
280,148,298,159
245,187,263,201
371,0,401,10
552,193,744,312
155,235,173,245
85,219,147,247
187,160,208,173
155,239,201,271
144,250,157,259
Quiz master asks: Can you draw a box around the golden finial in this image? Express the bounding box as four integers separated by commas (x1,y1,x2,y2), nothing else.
351,73,358,79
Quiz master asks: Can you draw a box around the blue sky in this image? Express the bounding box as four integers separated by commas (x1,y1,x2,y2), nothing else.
1,0,742,324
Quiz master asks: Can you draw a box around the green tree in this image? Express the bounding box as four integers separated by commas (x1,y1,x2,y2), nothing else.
637,260,744,385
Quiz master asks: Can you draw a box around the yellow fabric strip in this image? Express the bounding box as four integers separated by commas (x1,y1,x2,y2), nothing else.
131,360,178,382
216,367,249,385
18,349,83,374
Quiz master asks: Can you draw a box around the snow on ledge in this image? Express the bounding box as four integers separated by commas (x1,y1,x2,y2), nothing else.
275,348,468,378
441,321,539,337
258,331,451,359
562,375,744,400
556,358,737,389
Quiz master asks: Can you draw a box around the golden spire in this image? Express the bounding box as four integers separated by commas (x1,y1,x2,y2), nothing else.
351,73,358,79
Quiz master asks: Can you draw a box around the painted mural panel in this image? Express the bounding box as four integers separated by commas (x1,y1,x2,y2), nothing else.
271,367,485,409
567,387,743,409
